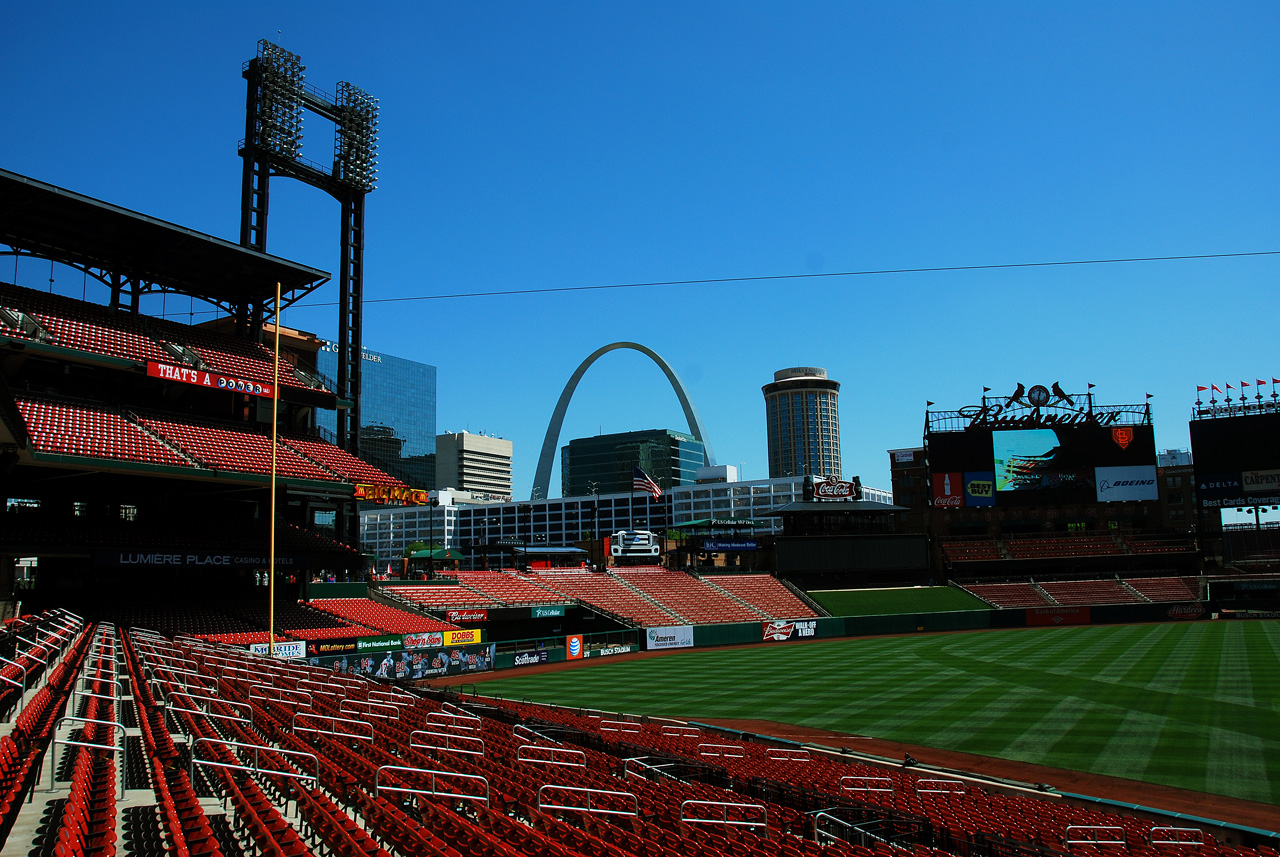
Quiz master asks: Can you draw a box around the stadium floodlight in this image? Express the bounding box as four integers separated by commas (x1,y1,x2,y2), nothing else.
254,39,305,159
334,80,379,192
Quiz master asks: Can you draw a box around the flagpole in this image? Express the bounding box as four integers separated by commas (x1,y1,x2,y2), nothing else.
268,281,281,658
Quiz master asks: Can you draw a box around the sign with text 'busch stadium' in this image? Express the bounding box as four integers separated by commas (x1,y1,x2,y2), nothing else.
532,605,566,618
645,625,694,650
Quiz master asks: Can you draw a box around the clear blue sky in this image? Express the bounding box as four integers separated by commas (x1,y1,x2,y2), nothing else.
3,3,1277,502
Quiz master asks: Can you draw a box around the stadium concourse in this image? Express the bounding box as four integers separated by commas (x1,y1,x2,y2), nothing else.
0,611,1274,857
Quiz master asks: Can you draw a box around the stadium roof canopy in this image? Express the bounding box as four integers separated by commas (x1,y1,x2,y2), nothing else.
0,168,330,311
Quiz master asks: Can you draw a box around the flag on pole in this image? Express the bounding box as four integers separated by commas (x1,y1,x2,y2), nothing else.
632,467,662,500
1258,379,1267,387
1196,386,1208,392
1212,385,1222,394
1241,381,1250,388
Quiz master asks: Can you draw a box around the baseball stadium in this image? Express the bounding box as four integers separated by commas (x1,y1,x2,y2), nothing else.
0,38,1278,857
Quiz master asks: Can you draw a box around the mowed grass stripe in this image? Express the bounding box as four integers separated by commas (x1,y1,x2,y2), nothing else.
471,623,1279,801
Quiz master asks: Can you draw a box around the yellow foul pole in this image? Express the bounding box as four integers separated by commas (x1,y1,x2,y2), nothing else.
268,281,282,657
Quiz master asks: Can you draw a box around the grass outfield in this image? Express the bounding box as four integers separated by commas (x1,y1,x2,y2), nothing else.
809,585,988,616
472,621,1280,805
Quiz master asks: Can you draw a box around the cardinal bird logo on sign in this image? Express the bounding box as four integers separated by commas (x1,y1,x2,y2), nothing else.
1111,427,1134,450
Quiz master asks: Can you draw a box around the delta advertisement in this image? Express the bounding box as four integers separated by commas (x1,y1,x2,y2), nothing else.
308,642,497,679
645,626,694,650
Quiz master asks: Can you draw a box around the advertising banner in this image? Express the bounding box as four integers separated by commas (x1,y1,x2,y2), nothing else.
703,540,759,551
513,650,551,667
762,619,818,641
931,473,963,508
1094,465,1159,502
446,610,488,624
147,361,274,398
963,471,995,507
94,551,309,569
1026,606,1091,627
305,638,359,657
314,642,497,680
402,631,445,649
586,643,636,659
443,628,483,646
1196,472,1244,504
645,626,694,650
1166,603,1207,621
566,634,584,659
1242,469,1280,495
248,641,307,659
355,635,403,652
532,605,566,618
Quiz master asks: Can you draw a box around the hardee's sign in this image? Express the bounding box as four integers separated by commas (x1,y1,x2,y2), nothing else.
353,484,428,505
148,362,274,398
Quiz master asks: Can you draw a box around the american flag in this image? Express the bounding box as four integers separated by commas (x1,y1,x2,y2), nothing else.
632,467,662,500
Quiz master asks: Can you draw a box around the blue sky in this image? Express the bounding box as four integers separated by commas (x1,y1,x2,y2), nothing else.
3,3,1277,501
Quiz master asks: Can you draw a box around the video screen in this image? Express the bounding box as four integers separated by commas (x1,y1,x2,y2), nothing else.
993,429,1080,492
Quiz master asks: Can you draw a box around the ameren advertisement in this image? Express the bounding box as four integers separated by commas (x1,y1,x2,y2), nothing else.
645,626,694,651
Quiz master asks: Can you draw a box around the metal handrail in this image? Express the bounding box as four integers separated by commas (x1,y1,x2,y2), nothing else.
698,743,745,758
513,723,560,745
375,765,489,804
517,744,584,767
680,799,769,836
167,690,251,720
915,779,965,794
341,699,400,720
840,776,895,793
47,717,125,791
660,724,700,738
1064,825,1125,845
411,729,485,756
1149,827,1205,846
766,747,810,761
292,712,374,742
190,737,319,789
537,785,637,817
426,711,478,731
249,685,312,708
0,655,29,692
600,719,642,733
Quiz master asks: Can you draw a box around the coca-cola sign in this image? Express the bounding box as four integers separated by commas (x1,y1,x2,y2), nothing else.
932,472,963,507
813,479,861,500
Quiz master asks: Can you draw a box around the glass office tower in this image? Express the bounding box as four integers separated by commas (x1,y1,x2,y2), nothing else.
316,342,437,489
561,429,704,497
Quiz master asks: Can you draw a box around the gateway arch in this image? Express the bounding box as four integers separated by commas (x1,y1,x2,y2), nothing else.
531,342,716,500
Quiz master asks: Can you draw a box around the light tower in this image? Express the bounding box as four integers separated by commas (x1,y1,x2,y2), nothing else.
238,40,379,457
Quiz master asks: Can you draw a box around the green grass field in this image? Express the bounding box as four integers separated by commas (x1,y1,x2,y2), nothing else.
472,621,1280,805
809,586,989,616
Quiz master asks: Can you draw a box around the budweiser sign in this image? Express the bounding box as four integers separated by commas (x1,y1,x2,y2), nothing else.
812,478,861,500
446,609,488,624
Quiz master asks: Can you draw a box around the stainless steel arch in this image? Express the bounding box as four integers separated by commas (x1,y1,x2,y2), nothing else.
531,342,716,500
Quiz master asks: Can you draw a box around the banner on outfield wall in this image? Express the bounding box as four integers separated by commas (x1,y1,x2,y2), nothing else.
513,650,551,667
762,620,818,641
645,625,694,650
147,361,275,398
248,641,307,659
306,638,359,656
1026,606,1091,626
532,605,566,618
309,642,496,679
